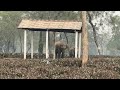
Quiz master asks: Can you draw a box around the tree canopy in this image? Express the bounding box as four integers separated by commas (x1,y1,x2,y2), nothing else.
0,11,119,56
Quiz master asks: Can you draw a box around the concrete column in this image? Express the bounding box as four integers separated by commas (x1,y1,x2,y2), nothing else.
31,31,34,59
78,33,81,58
24,30,27,60
46,30,49,59
75,31,78,58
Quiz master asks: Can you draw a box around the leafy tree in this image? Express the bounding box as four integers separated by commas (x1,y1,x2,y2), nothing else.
0,11,23,53
107,15,120,51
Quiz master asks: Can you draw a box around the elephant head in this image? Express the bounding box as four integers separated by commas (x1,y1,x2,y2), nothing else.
69,47,75,58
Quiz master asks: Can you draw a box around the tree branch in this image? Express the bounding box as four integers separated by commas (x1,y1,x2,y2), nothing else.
87,11,101,55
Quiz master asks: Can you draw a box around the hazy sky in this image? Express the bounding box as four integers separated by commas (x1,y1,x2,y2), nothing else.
89,11,120,40
113,11,120,16
96,11,120,39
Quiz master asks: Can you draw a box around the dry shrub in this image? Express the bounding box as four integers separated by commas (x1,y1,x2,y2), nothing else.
0,56,120,79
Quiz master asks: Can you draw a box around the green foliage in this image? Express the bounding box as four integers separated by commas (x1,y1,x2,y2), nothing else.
107,15,120,50
0,11,118,55
0,11,24,53
25,11,80,21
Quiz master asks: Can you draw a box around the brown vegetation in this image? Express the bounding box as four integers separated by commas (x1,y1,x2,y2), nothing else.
0,55,120,79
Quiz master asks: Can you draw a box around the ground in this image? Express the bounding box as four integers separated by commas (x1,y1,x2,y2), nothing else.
0,55,120,79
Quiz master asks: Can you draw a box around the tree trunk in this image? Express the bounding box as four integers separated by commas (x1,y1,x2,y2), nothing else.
18,31,23,53
7,40,10,53
64,32,68,44
38,31,43,58
81,11,88,66
48,32,52,54
64,32,69,54
59,32,62,40
12,37,16,54
27,42,31,53
87,11,101,55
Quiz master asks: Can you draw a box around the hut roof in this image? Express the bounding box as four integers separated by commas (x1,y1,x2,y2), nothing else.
18,20,82,31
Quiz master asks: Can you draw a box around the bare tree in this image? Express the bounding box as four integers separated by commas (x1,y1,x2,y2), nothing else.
87,11,101,55
81,11,88,65
38,31,43,58
18,31,23,53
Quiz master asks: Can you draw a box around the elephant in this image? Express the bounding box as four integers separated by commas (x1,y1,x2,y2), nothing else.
69,47,79,58
55,40,68,59
69,47,75,58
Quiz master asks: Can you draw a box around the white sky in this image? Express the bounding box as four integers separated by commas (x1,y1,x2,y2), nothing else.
73,11,115,41
113,11,120,16
92,11,120,38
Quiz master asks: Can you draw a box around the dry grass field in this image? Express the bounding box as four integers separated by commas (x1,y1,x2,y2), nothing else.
0,54,120,79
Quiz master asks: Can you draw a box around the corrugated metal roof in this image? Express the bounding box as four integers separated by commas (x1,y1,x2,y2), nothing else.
18,20,82,30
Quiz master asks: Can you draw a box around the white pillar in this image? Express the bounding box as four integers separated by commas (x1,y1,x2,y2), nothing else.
78,33,81,58
24,30,27,60
53,32,56,59
75,31,78,58
46,30,49,59
31,31,34,59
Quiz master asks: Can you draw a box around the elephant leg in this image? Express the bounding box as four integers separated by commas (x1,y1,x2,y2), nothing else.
71,50,75,57
55,47,62,59
57,49,61,59
61,49,65,58
69,51,72,58
55,48,58,59
73,50,75,57
69,50,73,58
69,50,75,58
